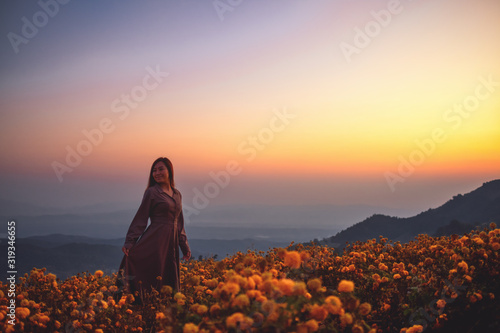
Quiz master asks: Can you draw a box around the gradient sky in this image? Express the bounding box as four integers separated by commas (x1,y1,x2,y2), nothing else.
0,0,499,217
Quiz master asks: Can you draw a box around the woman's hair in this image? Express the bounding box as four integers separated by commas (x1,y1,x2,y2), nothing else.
147,157,175,189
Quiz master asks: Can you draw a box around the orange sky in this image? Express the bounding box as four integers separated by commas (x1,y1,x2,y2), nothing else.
0,0,499,212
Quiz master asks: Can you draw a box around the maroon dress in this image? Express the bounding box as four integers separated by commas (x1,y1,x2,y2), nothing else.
117,184,190,295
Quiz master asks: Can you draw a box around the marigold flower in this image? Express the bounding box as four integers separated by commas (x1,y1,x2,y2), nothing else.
393,274,401,280
340,313,353,326
293,281,307,296
277,278,295,296
16,307,30,319
284,251,302,269
309,304,328,321
406,325,424,333
338,280,355,293
359,302,371,316
210,304,221,316
232,294,250,308
352,324,364,333
436,299,446,309
94,270,104,278
225,282,241,296
307,278,322,292
196,304,208,315
226,312,253,330
156,312,166,320
183,323,199,333
457,261,468,272
305,319,319,332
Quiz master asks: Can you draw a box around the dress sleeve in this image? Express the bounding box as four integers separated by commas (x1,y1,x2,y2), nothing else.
178,210,191,256
124,188,153,249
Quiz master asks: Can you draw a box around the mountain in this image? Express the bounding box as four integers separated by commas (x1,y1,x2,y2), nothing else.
0,234,289,280
324,179,500,246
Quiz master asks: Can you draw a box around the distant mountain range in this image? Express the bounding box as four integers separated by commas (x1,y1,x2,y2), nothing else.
0,234,290,281
2,180,498,280
324,179,500,246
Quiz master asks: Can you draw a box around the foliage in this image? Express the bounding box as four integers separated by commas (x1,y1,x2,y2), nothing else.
1,224,499,332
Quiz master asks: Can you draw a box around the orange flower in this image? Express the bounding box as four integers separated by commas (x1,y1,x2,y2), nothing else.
338,280,355,293
284,251,302,269
183,323,199,333
436,299,446,309
305,319,319,332
307,278,322,292
309,304,328,321
226,312,253,330
16,307,30,319
94,270,104,278
232,294,250,308
277,279,295,296
340,313,353,326
359,302,371,316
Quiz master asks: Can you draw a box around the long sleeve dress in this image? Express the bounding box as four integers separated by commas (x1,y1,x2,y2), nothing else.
117,184,190,295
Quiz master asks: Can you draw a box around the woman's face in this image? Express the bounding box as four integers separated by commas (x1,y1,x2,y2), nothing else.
152,162,169,185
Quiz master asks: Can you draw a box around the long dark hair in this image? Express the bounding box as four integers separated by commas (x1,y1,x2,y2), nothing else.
147,157,175,189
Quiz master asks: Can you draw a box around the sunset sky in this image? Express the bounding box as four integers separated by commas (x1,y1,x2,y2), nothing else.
1,0,499,219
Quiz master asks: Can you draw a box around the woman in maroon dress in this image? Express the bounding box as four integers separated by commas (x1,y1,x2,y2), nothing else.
117,157,191,299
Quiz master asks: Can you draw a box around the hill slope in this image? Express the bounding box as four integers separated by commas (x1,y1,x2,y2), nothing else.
325,179,500,246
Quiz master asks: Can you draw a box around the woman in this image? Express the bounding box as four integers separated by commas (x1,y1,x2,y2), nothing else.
117,157,191,299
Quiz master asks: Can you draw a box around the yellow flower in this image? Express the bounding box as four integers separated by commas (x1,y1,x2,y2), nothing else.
284,251,302,269
183,323,199,333
338,280,355,293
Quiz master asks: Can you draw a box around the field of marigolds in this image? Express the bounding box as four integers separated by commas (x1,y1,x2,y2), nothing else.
1,224,499,333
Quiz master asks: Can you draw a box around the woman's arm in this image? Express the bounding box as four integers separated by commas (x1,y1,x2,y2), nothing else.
123,188,153,251
178,210,191,260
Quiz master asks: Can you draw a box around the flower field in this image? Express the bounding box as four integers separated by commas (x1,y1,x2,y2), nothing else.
1,224,499,332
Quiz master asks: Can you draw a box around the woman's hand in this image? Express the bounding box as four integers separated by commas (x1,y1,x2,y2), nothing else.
182,251,191,261
122,246,130,256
